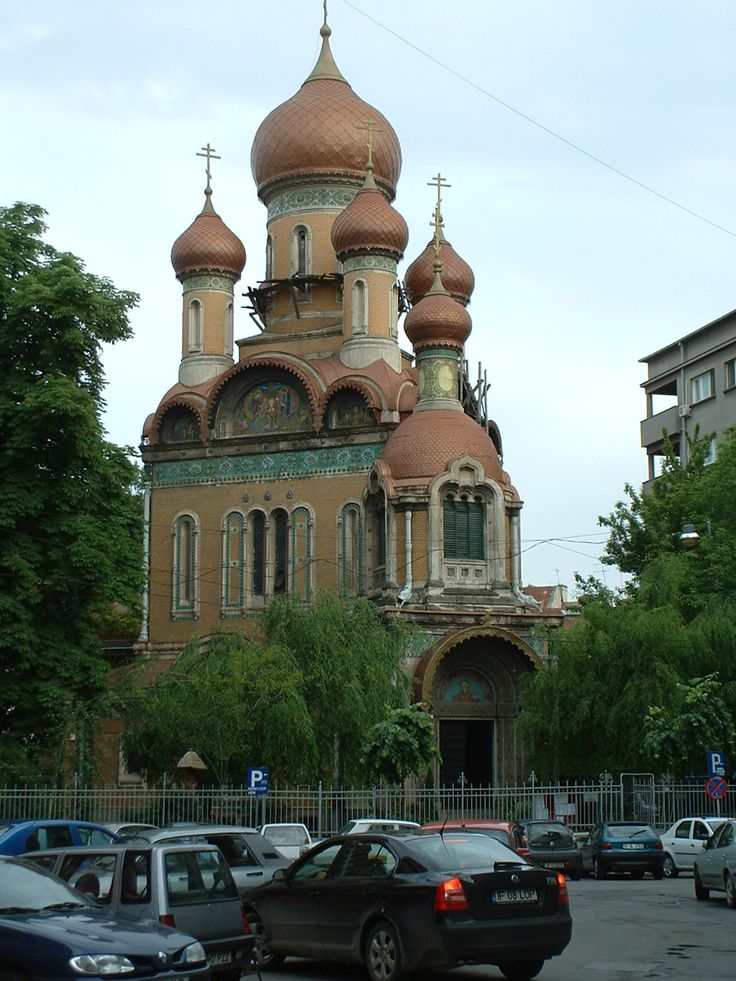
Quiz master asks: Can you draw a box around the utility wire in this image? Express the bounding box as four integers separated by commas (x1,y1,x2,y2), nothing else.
338,0,736,240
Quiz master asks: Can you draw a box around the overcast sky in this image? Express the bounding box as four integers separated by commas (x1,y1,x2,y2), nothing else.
3,0,735,593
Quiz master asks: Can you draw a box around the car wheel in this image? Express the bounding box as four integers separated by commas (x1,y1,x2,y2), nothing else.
725,872,736,909
694,869,710,901
247,910,285,971
569,870,581,881
652,867,664,880
593,857,606,880
498,958,545,980
365,919,402,981
662,855,678,878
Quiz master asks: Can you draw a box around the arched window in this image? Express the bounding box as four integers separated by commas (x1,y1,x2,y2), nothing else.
222,511,245,613
365,490,386,588
443,493,485,560
265,235,274,280
389,282,399,339
291,225,311,295
273,509,288,594
188,299,203,353
352,279,368,334
173,514,198,617
290,506,313,602
251,511,266,597
225,301,234,355
339,503,362,596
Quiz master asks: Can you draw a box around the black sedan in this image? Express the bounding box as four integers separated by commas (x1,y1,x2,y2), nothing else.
245,831,572,981
0,855,211,980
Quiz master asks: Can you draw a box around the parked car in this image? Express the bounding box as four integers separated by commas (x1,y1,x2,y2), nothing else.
580,821,664,879
338,818,420,835
420,818,530,858
104,820,159,838
127,823,290,898
245,830,571,981
259,822,313,860
660,816,728,877
0,818,119,855
0,854,211,980
693,818,736,904
21,841,253,979
520,820,582,879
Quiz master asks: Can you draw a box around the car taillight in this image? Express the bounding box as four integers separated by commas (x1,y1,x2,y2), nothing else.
242,909,251,934
435,877,469,912
555,872,568,906
600,842,612,850
159,913,176,928
654,840,663,850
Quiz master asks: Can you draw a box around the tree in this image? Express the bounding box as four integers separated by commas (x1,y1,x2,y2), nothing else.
361,704,441,786
122,632,317,785
0,202,143,782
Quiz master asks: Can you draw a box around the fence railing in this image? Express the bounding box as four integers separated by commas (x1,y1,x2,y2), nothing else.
1,778,731,836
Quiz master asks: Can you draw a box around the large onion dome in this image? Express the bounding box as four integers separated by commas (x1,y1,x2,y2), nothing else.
250,21,402,202
171,192,246,281
403,276,472,351
404,232,475,307
381,409,503,483
331,165,409,259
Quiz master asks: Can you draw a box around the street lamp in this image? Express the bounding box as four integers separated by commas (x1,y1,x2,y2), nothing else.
679,523,700,549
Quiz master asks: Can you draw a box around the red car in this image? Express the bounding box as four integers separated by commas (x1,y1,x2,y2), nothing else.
420,819,530,859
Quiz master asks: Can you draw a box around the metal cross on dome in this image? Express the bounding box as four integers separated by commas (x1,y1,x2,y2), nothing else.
196,143,221,193
428,172,451,241
357,118,382,169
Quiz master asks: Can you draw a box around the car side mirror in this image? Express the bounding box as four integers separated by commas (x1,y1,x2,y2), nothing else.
272,867,287,882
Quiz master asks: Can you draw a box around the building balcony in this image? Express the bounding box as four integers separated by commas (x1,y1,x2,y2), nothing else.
640,404,680,450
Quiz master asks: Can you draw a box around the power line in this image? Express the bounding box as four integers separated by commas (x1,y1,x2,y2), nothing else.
338,0,736,240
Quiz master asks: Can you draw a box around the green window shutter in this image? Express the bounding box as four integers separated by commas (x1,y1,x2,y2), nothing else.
468,501,485,559
252,513,265,595
443,499,456,558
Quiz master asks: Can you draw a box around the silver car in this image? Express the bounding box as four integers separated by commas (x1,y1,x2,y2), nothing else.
693,818,736,905
660,816,727,877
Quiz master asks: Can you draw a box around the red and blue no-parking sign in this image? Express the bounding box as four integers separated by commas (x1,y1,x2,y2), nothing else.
706,775,728,800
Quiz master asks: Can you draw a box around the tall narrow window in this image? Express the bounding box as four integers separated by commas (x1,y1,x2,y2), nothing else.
222,511,245,612
352,280,367,334
225,301,234,355
291,225,310,295
291,507,313,602
339,504,362,596
273,509,288,594
389,282,399,339
725,359,736,390
251,511,265,596
690,370,714,404
365,491,386,588
265,235,274,280
173,514,198,617
188,299,203,353
443,494,485,560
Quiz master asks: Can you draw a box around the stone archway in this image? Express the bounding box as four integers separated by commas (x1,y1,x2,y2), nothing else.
415,626,541,788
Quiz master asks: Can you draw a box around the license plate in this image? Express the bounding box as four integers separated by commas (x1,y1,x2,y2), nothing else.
493,888,538,904
545,862,565,868
208,952,233,965
622,843,644,849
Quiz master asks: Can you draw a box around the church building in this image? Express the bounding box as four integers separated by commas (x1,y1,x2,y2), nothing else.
138,11,562,787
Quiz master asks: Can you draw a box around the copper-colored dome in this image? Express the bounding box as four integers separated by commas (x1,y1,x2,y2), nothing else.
381,409,503,482
250,29,401,201
404,237,475,307
331,171,409,258
404,288,472,351
171,195,246,281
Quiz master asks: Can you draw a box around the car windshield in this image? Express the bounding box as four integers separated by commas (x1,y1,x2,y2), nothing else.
164,849,239,905
608,825,654,838
264,827,309,845
0,859,94,911
412,834,524,870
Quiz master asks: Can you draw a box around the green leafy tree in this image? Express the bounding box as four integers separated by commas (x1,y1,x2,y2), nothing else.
122,632,317,785
361,704,441,786
0,202,143,782
263,592,411,786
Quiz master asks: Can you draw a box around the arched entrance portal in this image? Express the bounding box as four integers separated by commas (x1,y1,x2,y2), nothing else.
416,626,541,788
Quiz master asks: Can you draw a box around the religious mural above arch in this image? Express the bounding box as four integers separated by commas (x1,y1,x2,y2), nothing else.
160,410,200,444
439,672,493,705
230,380,312,436
327,390,374,429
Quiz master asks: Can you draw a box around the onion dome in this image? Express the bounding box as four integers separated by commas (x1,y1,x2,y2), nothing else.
404,233,475,307
171,191,246,282
331,164,409,259
382,409,503,483
251,20,402,201
403,272,472,351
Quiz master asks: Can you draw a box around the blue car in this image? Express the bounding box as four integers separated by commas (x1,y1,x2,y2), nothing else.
0,855,211,979
0,819,119,855
581,821,665,879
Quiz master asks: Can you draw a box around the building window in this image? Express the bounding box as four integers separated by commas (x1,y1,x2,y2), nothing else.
173,514,198,617
725,359,736,391
273,509,288,594
365,491,386,587
290,506,313,601
265,235,274,280
704,438,717,466
389,282,399,339
291,225,311,294
222,511,246,613
251,511,266,596
188,299,203,353
443,494,485,560
690,370,714,404
339,503,362,597
352,279,368,334
225,301,234,355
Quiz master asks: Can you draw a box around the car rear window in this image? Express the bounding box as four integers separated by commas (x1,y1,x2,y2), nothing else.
608,824,655,838
165,850,239,904
526,823,574,846
263,826,309,846
411,834,524,870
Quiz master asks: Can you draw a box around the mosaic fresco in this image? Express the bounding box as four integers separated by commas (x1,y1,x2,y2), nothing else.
232,381,311,435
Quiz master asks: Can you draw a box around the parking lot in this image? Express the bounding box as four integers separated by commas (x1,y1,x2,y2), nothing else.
261,874,736,980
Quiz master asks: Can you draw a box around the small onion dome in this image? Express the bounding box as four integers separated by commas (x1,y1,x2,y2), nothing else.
331,167,409,259
403,280,472,351
381,409,503,483
251,23,401,201
171,192,246,282
404,234,475,307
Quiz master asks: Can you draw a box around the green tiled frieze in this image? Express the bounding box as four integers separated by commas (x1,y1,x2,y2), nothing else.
153,443,385,487
182,274,236,291
343,255,397,273
268,187,357,220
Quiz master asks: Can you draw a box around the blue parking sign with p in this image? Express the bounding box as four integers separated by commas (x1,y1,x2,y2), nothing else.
247,766,269,796
707,751,726,777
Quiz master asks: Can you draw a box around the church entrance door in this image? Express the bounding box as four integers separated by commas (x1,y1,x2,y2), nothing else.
439,719,494,787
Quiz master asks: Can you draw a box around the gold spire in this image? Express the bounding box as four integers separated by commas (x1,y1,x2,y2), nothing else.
196,143,221,214
427,173,451,295
305,1,348,83
356,118,382,189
